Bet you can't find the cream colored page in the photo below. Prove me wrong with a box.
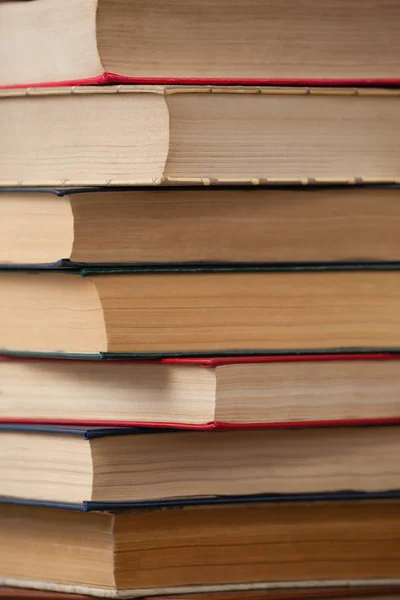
[71,187,400,263]
[96,271,400,353]
[215,361,400,424]
[91,427,400,500]
[0,0,102,86]
[0,92,169,184]
[0,361,217,424]
[0,433,92,503]
[165,92,400,180]
[0,193,73,264]
[0,273,106,353]
[97,0,400,79]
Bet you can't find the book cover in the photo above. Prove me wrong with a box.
[3,72,400,91]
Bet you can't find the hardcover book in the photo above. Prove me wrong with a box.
[2,354,400,429]
[1,499,400,596]
[1,424,400,505]
[1,87,400,187]
[1,185,400,266]
[2,266,400,355]
[1,0,400,88]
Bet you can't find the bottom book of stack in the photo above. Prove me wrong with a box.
[1,496,400,597]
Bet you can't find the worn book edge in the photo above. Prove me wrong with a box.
[1,416,400,431]
[2,349,400,360]
[3,262,400,273]
[2,579,400,599]
[2,490,400,512]
[2,72,400,90]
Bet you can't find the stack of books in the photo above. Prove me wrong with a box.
[1,1,400,599]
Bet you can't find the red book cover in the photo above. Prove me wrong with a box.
[2,73,400,91]
[2,352,400,430]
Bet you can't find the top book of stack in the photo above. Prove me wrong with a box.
[1,0,400,89]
